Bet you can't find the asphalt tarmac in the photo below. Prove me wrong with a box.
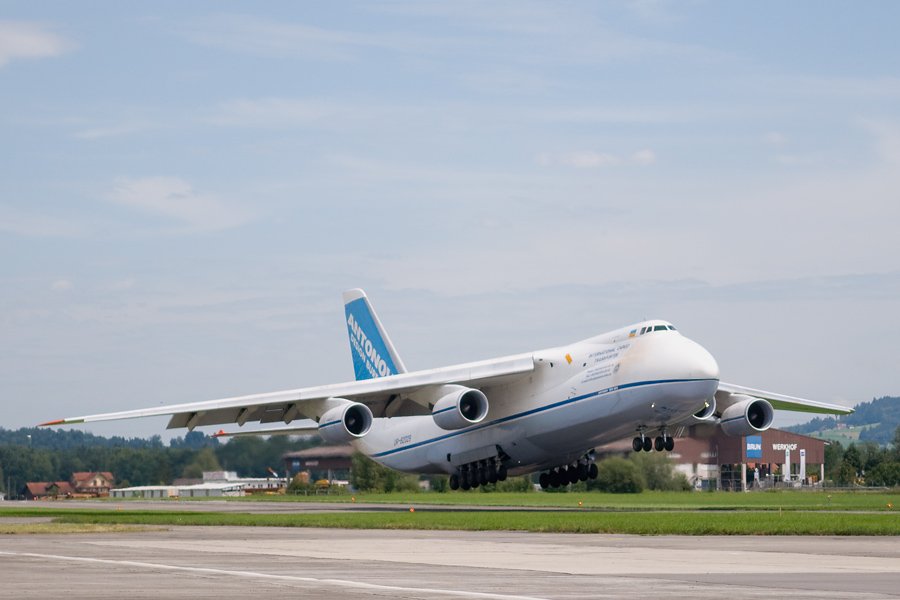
[2,514,899,599]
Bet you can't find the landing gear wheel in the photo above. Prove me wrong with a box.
[476,466,488,486]
[632,437,643,452]
[497,465,508,481]
[664,437,675,452]
[466,469,477,488]
[568,466,580,484]
[588,463,599,479]
[539,472,550,490]
[654,436,664,452]
[449,474,460,491]
[460,475,470,491]
[487,464,498,484]
[549,470,560,488]
[643,437,653,452]
[577,463,589,481]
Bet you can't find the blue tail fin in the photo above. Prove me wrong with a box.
[343,289,407,380]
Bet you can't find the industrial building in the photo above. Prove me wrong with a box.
[283,446,353,483]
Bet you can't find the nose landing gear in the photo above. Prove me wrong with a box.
[633,430,675,452]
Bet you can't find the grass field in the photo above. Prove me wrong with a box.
[1,507,898,536]
[2,489,899,536]
[124,489,900,511]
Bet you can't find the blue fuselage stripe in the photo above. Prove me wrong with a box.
[370,377,716,458]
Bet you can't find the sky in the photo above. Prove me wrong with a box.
[1,1,899,440]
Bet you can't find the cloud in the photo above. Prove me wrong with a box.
[106,177,254,232]
[0,21,74,67]
[51,279,73,291]
[763,132,787,145]
[536,150,656,168]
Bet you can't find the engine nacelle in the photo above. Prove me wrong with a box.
[719,396,774,437]
[432,386,489,430]
[688,396,717,424]
[318,401,373,444]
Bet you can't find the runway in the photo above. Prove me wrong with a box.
[2,523,899,599]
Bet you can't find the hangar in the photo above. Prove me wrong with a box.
[595,425,827,491]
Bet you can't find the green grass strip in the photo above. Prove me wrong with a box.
[9,509,899,536]
[170,489,900,511]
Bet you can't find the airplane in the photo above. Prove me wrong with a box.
[41,288,852,491]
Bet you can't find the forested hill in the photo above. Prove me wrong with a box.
[0,427,215,450]
[784,396,900,445]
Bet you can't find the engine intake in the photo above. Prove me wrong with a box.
[719,396,774,437]
[318,401,373,444]
[432,386,489,430]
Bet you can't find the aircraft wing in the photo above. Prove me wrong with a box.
[39,353,535,431]
[716,382,854,415]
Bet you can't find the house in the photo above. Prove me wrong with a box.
[22,481,75,500]
[22,471,116,500]
[71,472,116,495]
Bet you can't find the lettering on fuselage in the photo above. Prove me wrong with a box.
[394,435,412,447]
[347,313,392,378]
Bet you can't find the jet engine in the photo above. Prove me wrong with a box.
[318,401,373,444]
[688,396,717,424]
[719,395,774,437]
[431,386,489,430]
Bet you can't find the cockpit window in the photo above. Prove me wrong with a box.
[640,324,676,335]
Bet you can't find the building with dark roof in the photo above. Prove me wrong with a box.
[283,446,353,483]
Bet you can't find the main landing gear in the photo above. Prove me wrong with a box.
[448,459,508,491]
[632,431,674,453]
[538,454,598,490]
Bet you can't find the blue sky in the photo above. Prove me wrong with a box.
[2,2,898,439]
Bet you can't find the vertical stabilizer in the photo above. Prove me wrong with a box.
[343,289,407,380]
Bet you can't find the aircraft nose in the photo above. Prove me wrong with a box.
[683,338,719,382]
[644,334,719,384]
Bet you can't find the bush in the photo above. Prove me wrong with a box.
[587,457,645,493]
[630,451,692,491]
[350,452,420,493]
[478,475,535,493]
[428,475,450,493]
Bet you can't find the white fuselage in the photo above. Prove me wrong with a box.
[353,321,720,476]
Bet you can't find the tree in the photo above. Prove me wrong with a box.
[630,451,691,491]
[866,461,900,487]
[181,447,222,479]
[587,457,645,493]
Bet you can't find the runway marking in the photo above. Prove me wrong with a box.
[0,551,549,600]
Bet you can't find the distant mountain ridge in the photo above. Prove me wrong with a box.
[784,396,900,445]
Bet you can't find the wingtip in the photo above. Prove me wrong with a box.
[38,419,67,427]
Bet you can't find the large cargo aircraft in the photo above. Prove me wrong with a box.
[42,289,851,490]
